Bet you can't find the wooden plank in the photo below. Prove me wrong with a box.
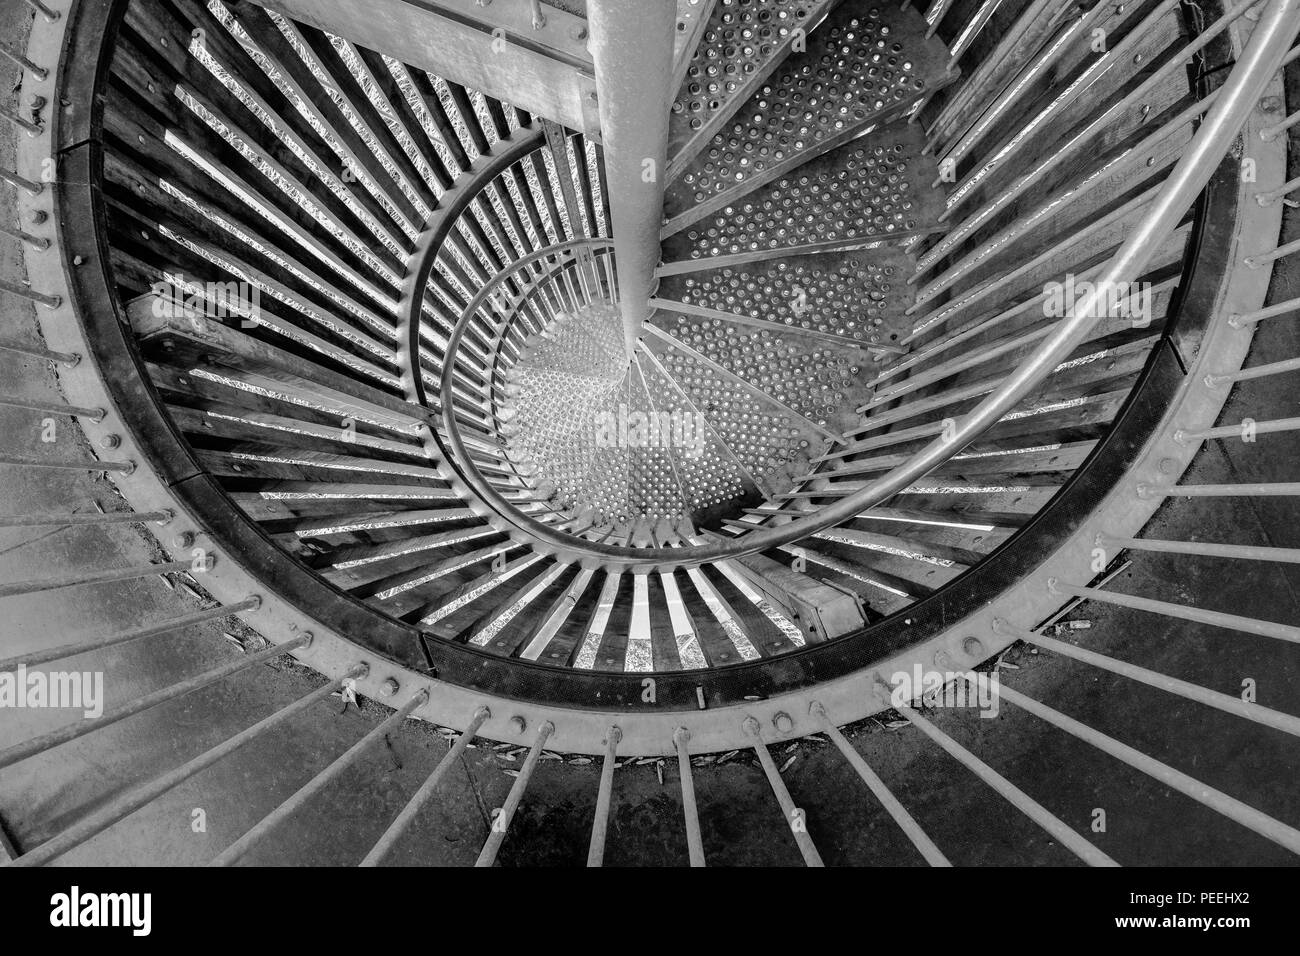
[194,447,446,482]
[230,1,426,230]
[292,22,439,212]
[128,293,423,426]
[134,0,410,262]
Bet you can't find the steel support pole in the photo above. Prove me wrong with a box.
[210,688,430,866]
[475,720,554,866]
[5,666,367,868]
[812,702,951,866]
[360,705,491,866]
[0,599,260,672]
[889,695,1119,867]
[0,633,312,771]
[587,725,621,866]
[673,726,705,866]
[586,0,676,361]
[744,718,824,866]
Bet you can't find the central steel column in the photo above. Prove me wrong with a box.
[586,0,677,361]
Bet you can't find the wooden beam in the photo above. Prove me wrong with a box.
[248,0,600,137]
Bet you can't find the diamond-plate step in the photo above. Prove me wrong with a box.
[497,303,762,532]
[662,0,953,236]
[661,115,945,260]
[648,309,875,434]
[667,0,843,182]
[654,245,917,352]
[640,328,835,492]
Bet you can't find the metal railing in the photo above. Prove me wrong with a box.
[3,0,1299,869]
[429,0,1300,571]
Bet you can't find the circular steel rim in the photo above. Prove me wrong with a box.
[28,0,1279,752]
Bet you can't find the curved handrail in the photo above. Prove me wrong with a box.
[433,0,1300,571]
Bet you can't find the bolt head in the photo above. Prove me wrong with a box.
[509,715,526,735]
[773,712,794,733]
[380,678,399,697]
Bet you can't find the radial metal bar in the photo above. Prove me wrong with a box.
[1256,172,1300,203]
[0,453,134,472]
[360,705,491,866]
[586,0,677,359]
[211,689,431,866]
[995,621,1300,738]
[744,718,824,867]
[0,510,170,529]
[5,666,366,868]
[0,42,47,79]
[23,0,60,21]
[0,339,78,365]
[1246,234,1300,267]
[1054,581,1300,643]
[1207,355,1300,384]
[1261,106,1300,140]
[1098,533,1300,564]
[1177,416,1300,441]
[0,106,42,137]
[0,221,49,248]
[0,559,198,598]
[0,633,312,771]
[475,720,555,866]
[1141,482,1300,497]
[587,725,621,867]
[812,702,951,865]
[1230,293,1300,324]
[0,166,43,195]
[0,395,102,420]
[0,598,261,672]
[889,693,1118,865]
[981,677,1300,856]
[673,726,705,866]
[0,277,58,307]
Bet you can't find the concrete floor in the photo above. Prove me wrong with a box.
[1,3,1298,866]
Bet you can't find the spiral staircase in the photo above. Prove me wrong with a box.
[2,0,1299,866]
